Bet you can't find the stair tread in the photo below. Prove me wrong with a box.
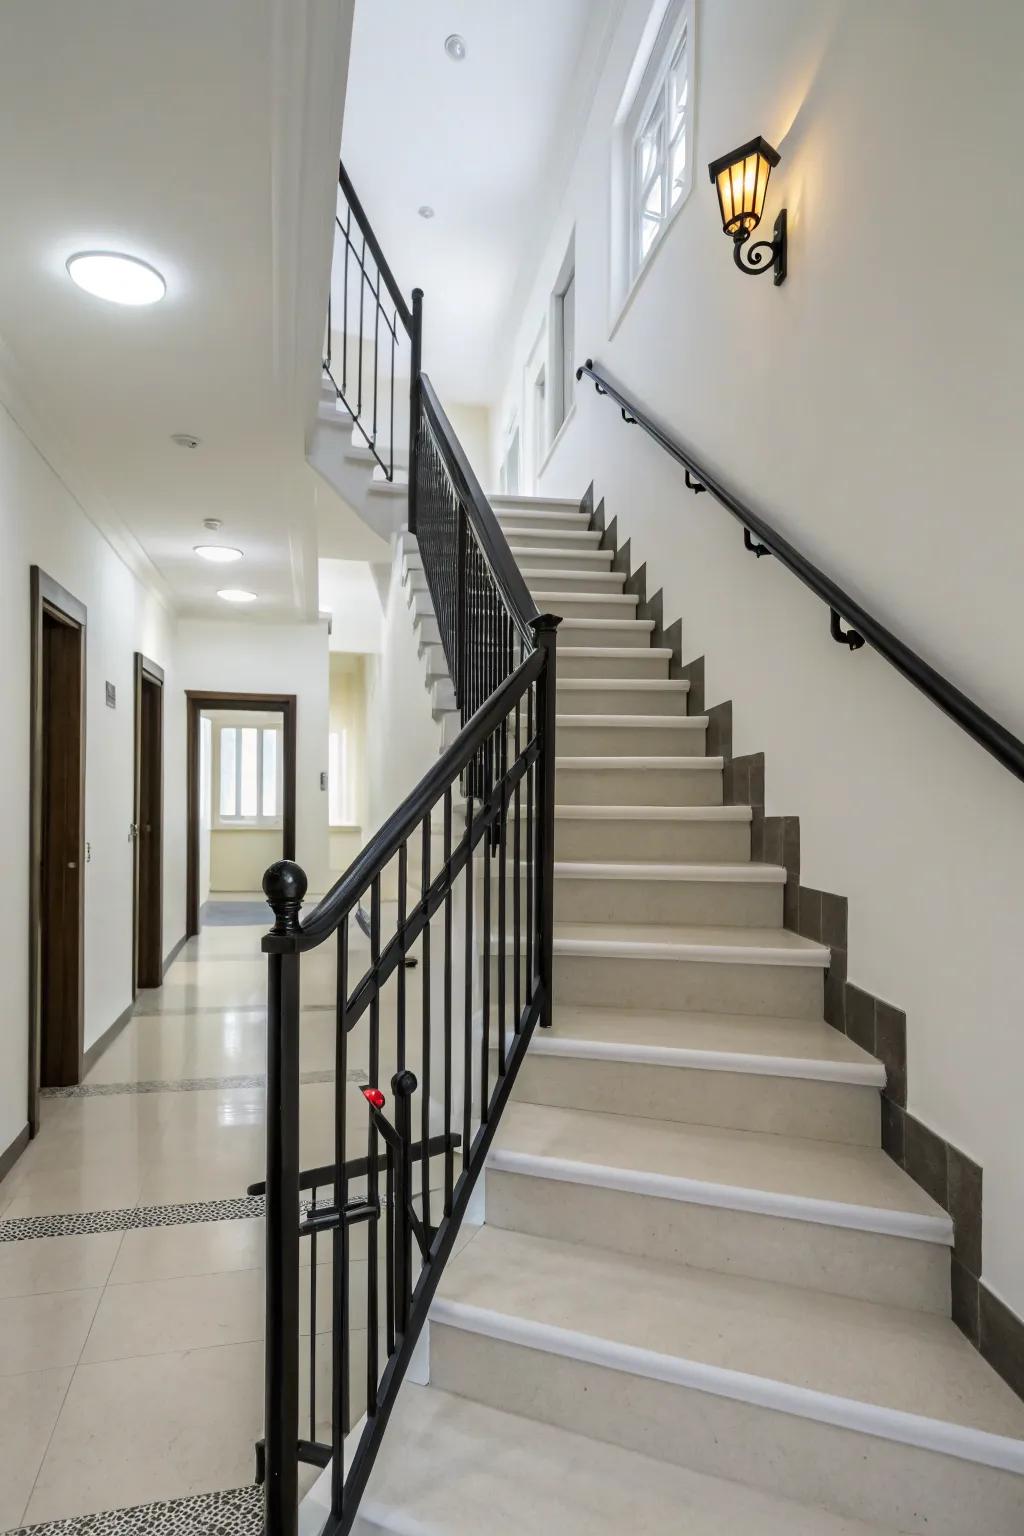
[437,1226,1024,1447]
[551,859,785,882]
[556,802,747,817]
[361,1383,904,1536]
[557,712,706,726]
[491,1100,949,1226]
[558,645,674,657]
[556,754,723,769]
[558,677,690,690]
[549,921,829,965]
[546,1004,885,1077]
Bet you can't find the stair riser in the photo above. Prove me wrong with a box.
[417,616,441,645]
[484,1169,951,1314]
[550,953,823,1018]
[496,512,588,532]
[556,623,652,649]
[557,722,706,757]
[512,551,615,574]
[557,652,671,680]
[553,875,782,928]
[556,766,723,806]
[428,1326,1017,1536]
[505,530,603,550]
[555,819,749,862]
[526,573,626,596]
[557,688,689,717]
[502,1053,879,1145]
[544,596,639,621]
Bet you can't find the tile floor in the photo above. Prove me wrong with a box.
[0,916,368,1532]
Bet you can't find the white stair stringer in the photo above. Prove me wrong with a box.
[307,376,410,544]
[352,486,1024,1536]
[393,527,459,742]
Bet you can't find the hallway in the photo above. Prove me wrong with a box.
[0,915,355,1532]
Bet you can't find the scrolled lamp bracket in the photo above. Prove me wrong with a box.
[733,210,787,284]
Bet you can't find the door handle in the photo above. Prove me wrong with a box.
[67,861,77,870]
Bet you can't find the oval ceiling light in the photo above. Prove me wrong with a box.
[418,205,435,220]
[194,545,243,564]
[217,587,258,604]
[66,251,166,306]
[444,33,467,61]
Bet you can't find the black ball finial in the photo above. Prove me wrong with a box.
[263,859,308,935]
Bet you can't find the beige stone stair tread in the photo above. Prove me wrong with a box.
[437,1226,1024,1443]
[550,921,830,964]
[546,1004,885,1073]
[358,1383,903,1536]
[491,1100,949,1221]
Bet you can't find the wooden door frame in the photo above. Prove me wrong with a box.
[29,567,87,1135]
[133,654,165,995]
[185,691,297,937]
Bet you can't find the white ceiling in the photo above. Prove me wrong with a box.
[0,0,357,618]
[341,0,615,405]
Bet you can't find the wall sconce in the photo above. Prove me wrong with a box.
[708,136,787,285]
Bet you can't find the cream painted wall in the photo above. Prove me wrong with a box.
[209,829,283,892]
[0,389,184,1162]
[329,651,368,839]
[491,0,1024,1314]
[174,619,331,897]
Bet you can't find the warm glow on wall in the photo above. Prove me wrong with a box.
[707,136,788,285]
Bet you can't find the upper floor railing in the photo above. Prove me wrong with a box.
[577,358,1024,785]
[257,165,558,1536]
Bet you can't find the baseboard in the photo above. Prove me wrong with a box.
[162,931,188,976]
[82,999,136,1075]
[0,1122,30,1185]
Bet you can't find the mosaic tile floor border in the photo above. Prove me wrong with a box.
[17,1484,262,1535]
[0,1195,273,1243]
[41,1068,365,1099]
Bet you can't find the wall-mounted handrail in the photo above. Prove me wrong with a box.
[577,359,1024,784]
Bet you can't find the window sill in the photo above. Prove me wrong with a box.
[537,401,577,479]
[330,823,362,833]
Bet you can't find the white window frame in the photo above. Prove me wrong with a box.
[214,722,283,829]
[499,415,521,495]
[550,234,576,443]
[328,727,357,828]
[610,0,696,329]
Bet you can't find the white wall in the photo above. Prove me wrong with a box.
[174,619,331,897]
[491,0,1024,1315]
[319,558,383,653]
[198,714,212,906]
[0,390,184,1162]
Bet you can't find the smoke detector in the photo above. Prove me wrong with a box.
[203,517,222,531]
[171,432,200,450]
[444,34,467,61]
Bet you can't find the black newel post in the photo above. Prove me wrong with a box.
[261,860,307,1536]
[529,615,561,1028]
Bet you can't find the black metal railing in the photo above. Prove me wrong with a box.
[324,163,423,517]
[577,358,1024,785]
[260,166,559,1534]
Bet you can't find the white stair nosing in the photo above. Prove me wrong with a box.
[558,618,655,631]
[550,935,829,968]
[555,804,751,821]
[527,1034,886,1087]
[485,1149,954,1246]
[551,860,785,884]
[510,546,612,560]
[526,569,625,583]
[491,495,584,509]
[557,713,708,728]
[556,755,723,771]
[559,646,675,659]
[544,592,638,605]
[557,679,690,693]
[430,1300,1020,1475]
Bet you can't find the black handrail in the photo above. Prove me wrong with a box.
[578,359,1024,784]
[418,374,539,641]
[337,162,413,334]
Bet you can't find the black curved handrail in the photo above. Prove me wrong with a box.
[337,162,413,335]
[577,359,1024,784]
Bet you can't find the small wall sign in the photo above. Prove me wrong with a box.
[105,682,116,709]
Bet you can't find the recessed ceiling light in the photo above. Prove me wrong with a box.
[444,33,467,61]
[172,432,200,449]
[66,251,166,306]
[418,205,435,220]
[195,545,243,564]
[217,588,258,604]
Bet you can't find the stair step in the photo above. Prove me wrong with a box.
[506,1003,881,1144]
[556,678,690,716]
[557,645,673,679]
[356,1383,905,1536]
[504,525,603,547]
[541,590,639,620]
[548,858,784,927]
[556,712,707,756]
[496,509,590,532]
[525,568,626,591]
[484,1099,951,1311]
[431,1227,1024,1536]
[556,616,655,647]
[556,754,724,805]
[511,546,613,573]
[555,803,747,860]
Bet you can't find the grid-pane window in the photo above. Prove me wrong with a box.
[216,724,282,825]
[629,5,692,282]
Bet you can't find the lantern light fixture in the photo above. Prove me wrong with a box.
[707,136,787,285]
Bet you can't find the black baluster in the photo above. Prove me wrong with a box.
[420,815,431,1243]
[462,798,474,1171]
[366,876,381,1415]
[331,915,349,1518]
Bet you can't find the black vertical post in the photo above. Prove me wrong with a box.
[407,288,424,535]
[529,616,561,1028]
[261,860,307,1536]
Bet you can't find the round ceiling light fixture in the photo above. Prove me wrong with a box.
[444,33,467,61]
[195,545,243,564]
[217,587,258,604]
[66,251,166,306]
[418,205,436,220]
[171,432,200,449]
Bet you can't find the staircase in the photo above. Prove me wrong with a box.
[350,493,1024,1536]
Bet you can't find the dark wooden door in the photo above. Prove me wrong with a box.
[39,607,85,1087]
[134,659,164,990]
